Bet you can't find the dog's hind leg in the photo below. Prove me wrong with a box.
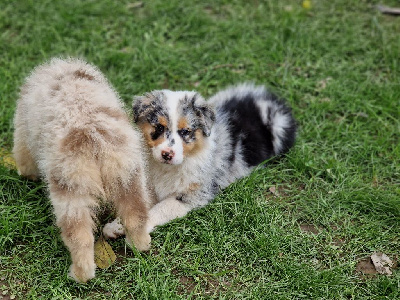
[112,169,151,251]
[50,184,98,283]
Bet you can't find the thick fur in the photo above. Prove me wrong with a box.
[103,83,296,236]
[13,58,152,283]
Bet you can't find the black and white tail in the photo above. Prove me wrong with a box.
[209,83,297,167]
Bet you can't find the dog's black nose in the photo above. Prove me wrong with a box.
[162,150,174,161]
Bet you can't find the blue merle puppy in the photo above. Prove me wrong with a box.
[103,83,296,236]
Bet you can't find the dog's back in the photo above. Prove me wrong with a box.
[14,58,144,196]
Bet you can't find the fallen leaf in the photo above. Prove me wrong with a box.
[94,235,116,269]
[300,224,319,235]
[355,112,368,118]
[316,77,332,91]
[371,252,393,275]
[127,2,144,9]
[0,148,17,170]
[269,186,281,196]
[356,258,377,275]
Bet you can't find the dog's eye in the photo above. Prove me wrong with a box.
[155,124,165,134]
[151,124,165,140]
[178,129,191,137]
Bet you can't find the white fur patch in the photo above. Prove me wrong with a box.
[270,112,290,153]
[256,100,290,154]
[103,217,125,239]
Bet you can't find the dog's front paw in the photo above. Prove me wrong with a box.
[103,218,125,239]
[126,232,151,252]
[68,261,96,283]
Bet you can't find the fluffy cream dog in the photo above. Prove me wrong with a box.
[13,58,152,283]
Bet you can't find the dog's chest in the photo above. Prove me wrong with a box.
[149,160,206,201]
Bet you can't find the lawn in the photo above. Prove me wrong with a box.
[0,0,399,299]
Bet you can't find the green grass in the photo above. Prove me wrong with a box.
[1,0,399,298]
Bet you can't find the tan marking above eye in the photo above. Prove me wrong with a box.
[158,116,168,127]
[182,129,205,156]
[178,117,193,138]
[138,122,166,148]
[178,117,189,130]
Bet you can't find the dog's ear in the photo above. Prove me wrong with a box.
[191,95,216,137]
[132,92,158,123]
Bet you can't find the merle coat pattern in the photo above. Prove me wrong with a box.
[103,83,296,235]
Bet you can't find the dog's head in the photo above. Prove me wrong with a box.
[133,90,215,165]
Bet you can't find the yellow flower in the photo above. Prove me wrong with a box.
[302,0,311,9]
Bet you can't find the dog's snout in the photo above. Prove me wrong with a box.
[162,149,174,161]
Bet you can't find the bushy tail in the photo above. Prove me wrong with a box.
[260,91,297,156]
[209,83,297,167]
